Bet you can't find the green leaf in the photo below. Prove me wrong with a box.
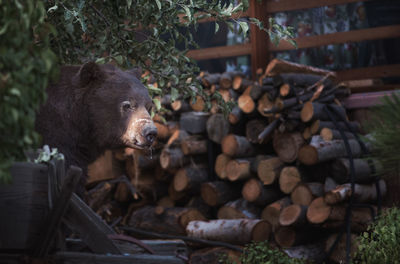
[155,0,161,10]
[238,21,249,35]
[127,0,132,9]
[183,5,191,21]
[171,88,179,101]
[153,98,161,111]
[215,22,219,33]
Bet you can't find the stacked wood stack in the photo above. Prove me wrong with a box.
[85,59,385,263]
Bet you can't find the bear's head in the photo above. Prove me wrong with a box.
[73,62,157,152]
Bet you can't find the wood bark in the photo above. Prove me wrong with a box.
[291,182,324,206]
[160,148,189,170]
[185,196,213,219]
[219,72,233,89]
[257,119,280,144]
[330,158,381,184]
[200,181,241,207]
[242,178,282,206]
[265,58,335,77]
[273,132,305,163]
[179,112,209,134]
[221,134,255,158]
[180,136,207,155]
[324,179,386,205]
[246,119,268,144]
[279,204,308,227]
[301,102,347,123]
[261,197,291,230]
[320,128,355,141]
[214,153,231,180]
[186,219,272,244]
[249,84,274,100]
[228,106,242,125]
[274,226,318,248]
[257,92,275,117]
[273,73,333,88]
[128,206,206,236]
[279,167,302,194]
[173,167,209,193]
[238,93,256,114]
[202,73,221,88]
[206,113,231,144]
[310,120,360,134]
[225,158,254,182]
[217,199,261,219]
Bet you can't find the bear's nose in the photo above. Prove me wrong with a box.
[143,126,157,144]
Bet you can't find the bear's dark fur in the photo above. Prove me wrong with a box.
[35,62,157,178]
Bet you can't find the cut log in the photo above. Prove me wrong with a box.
[181,136,207,155]
[185,196,213,219]
[330,158,381,184]
[310,120,360,134]
[279,204,308,227]
[190,247,241,264]
[154,122,170,140]
[232,76,253,92]
[219,72,233,89]
[279,167,302,194]
[238,93,256,114]
[279,119,301,133]
[324,177,339,193]
[217,198,261,219]
[273,132,305,163]
[225,158,254,182]
[257,93,275,117]
[214,153,231,180]
[320,128,355,141]
[306,197,347,224]
[168,182,188,202]
[257,119,280,144]
[291,182,324,206]
[179,112,209,134]
[167,130,189,147]
[298,138,363,165]
[228,106,242,125]
[129,206,206,235]
[173,167,209,193]
[265,58,335,77]
[202,73,221,88]
[200,181,241,207]
[186,219,271,244]
[325,233,358,264]
[302,127,312,140]
[219,89,238,102]
[301,102,347,123]
[157,196,175,208]
[274,227,317,248]
[257,157,284,185]
[160,148,189,170]
[249,84,274,100]
[273,73,333,88]
[246,119,268,144]
[242,178,282,206]
[221,134,255,158]
[324,179,386,205]
[261,197,291,230]
[206,113,231,144]
[250,155,272,174]
[171,99,191,113]
[190,95,206,112]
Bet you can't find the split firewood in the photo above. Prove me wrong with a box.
[325,233,358,264]
[242,178,282,206]
[200,181,241,207]
[221,134,255,158]
[246,119,268,144]
[217,198,261,219]
[320,128,355,141]
[330,158,381,184]
[186,219,272,245]
[181,135,207,155]
[324,179,386,205]
[206,113,231,144]
[291,182,324,206]
[273,132,305,163]
[300,102,347,123]
[265,58,335,77]
[279,204,308,227]
[160,147,189,170]
[128,206,206,235]
[228,106,243,125]
[279,167,303,194]
[179,111,209,134]
[256,156,284,186]
[261,197,291,230]
[173,166,209,193]
[214,153,231,180]
[298,137,363,165]
[225,158,254,181]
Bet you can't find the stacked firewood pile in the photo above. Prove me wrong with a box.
[86,59,386,263]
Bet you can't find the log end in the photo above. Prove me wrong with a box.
[279,204,302,226]
[252,220,272,242]
[306,197,331,224]
[274,227,296,248]
[291,184,313,206]
[298,145,318,165]
[242,178,261,202]
[300,101,314,122]
[174,168,188,192]
[201,183,218,207]
[221,134,238,157]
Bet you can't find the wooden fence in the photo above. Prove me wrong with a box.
[186,0,400,90]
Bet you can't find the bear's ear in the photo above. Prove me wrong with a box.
[75,61,104,87]
[126,67,142,80]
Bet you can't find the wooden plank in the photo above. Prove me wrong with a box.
[349,84,400,93]
[269,25,400,51]
[343,91,400,109]
[53,252,185,264]
[336,64,400,81]
[186,43,251,61]
[266,0,371,13]
[250,0,270,78]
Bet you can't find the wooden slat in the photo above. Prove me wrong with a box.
[266,0,371,13]
[269,25,400,52]
[250,0,270,78]
[186,43,251,60]
[336,64,400,81]
[343,91,400,109]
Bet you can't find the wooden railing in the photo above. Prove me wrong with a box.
[186,0,400,88]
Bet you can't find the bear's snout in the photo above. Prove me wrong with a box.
[142,124,157,144]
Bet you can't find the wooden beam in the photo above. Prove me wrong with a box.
[336,64,400,81]
[269,25,400,52]
[266,0,372,13]
[343,91,400,109]
[250,0,270,78]
[186,43,251,61]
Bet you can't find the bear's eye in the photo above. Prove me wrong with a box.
[121,101,133,112]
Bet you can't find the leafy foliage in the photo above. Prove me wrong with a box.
[0,0,57,182]
[364,92,400,177]
[221,241,306,264]
[353,207,400,264]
